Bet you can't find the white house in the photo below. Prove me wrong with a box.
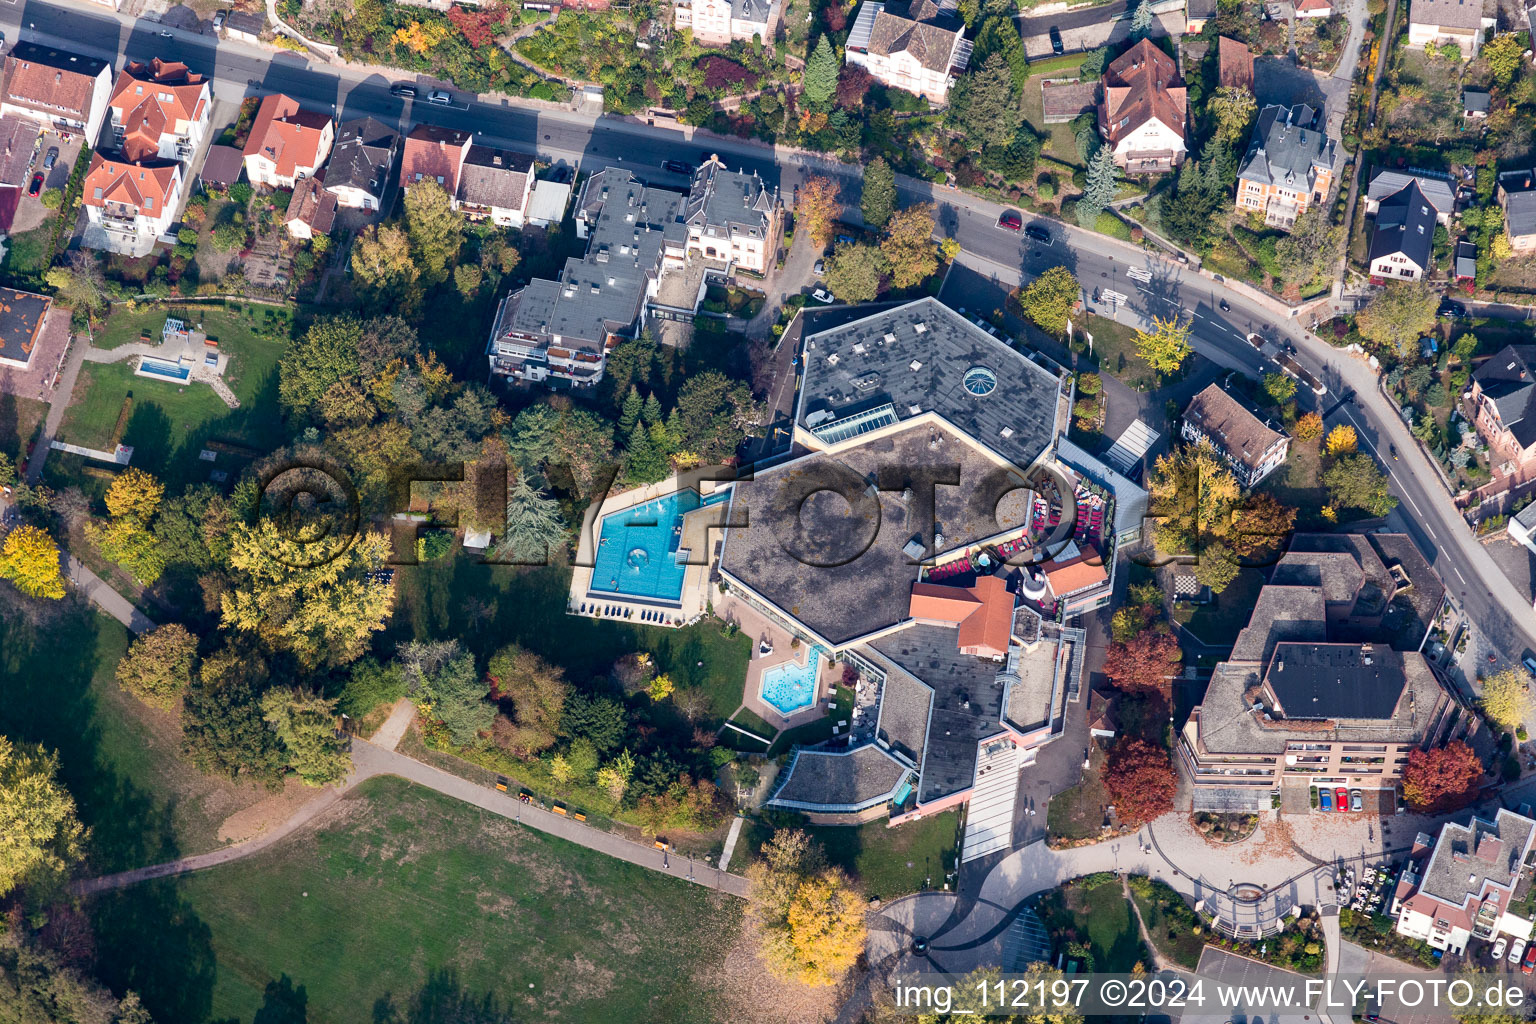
[108,58,212,165]
[845,2,971,103]
[1098,39,1187,174]
[1407,0,1493,55]
[1368,179,1437,282]
[455,145,535,228]
[0,43,113,141]
[323,117,397,211]
[674,0,779,45]
[242,93,334,190]
[1393,809,1536,955]
[80,154,182,257]
[683,155,782,275]
[1180,383,1290,487]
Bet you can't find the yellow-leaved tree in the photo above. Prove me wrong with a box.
[1481,669,1533,733]
[1133,315,1192,375]
[1324,424,1358,455]
[0,736,85,899]
[0,524,64,599]
[746,828,866,987]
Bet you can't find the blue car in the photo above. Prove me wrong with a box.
[1319,788,1333,812]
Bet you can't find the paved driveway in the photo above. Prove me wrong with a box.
[1017,3,1186,59]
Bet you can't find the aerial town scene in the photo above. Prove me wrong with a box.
[9,0,1536,1020]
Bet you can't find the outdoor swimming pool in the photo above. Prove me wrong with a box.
[136,356,190,382]
[759,650,820,715]
[589,488,728,603]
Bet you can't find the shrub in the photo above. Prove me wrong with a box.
[39,189,61,210]
[228,181,253,206]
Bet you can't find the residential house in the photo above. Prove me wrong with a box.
[285,175,336,240]
[1186,0,1216,32]
[108,58,211,164]
[1235,103,1337,228]
[1365,168,1454,222]
[222,11,265,44]
[0,288,51,369]
[1392,809,1536,954]
[485,168,687,387]
[1407,0,1492,55]
[1180,382,1290,487]
[682,155,782,275]
[1295,0,1333,15]
[1468,344,1536,473]
[525,179,573,228]
[242,94,333,189]
[323,117,396,211]
[198,144,244,189]
[1498,170,1536,252]
[400,123,471,196]
[1098,39,1188,174]
[673,0,780,45]
[1218,36,1254,90]
[1180,533,1453,810]
[845,1,972,104]
[456,145,535,228]
[1508,500,1536,558]
[80,155,182,257]
[1368,179,1437,282]
[0,43,113,140]
[1464,88,1491,118]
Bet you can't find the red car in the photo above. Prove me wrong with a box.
[1522,945,1536,975]
[997,210,1022,231]
[27,172,42,197]
[1334,787,1349,812]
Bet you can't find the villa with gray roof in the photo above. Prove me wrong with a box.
[1469,344,1536,473]
[1181,532,1451,810]
[1365,169,1454,223]
[1235,104,1337,229]
[683,155,781,275]
[845,1,972,103]
[1393,808,1536,954]
[673,0,779,44]
[1369,178,1437,281]
[1498,169,1536,253]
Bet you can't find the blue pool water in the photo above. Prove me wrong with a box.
[138,357,190,381]
[589,489,728,602]
[759,650,820,715]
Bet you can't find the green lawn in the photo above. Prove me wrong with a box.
[744,809,959,901]
[1047,744,1108,842]
[0,390,46,458]
[90,775,742,1024]
[1078,314,1164,390]
[1259,438,1329,528]
[1021,73,1087,173]
[1172,567,1264,646]
[1127,875,1205,969]
[56,305,290,488]
[1035,873,1149,972]
[0,217,55,282]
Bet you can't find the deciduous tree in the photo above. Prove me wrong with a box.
[746,829,865,987]
[1262,372,1296,405]
[0,525,64,599]
[116,623,199,710]
[0,736,84,898]
[1134,315,1192,375]
[1355,282,1439,359]
[1102,738,1176,826]
[1481,669,1533,733]
[1207,85,1257,145]
[1232,491,1297,560]
[403,180,463,286]
[861,157,896,229]
[351,224,422,317]
[798,175,843,248]
[1402,741,1484,812]
[1324,424,1357,455]
[403,641,494,747]
[1322,453,1397,517]
[260,688,351,787]
[825,240,883,302]
[487,643,568,756]
[1102,631,1181,694]
[1294,411,1323,441]
[1483,32,1524,87]
[1275,207,1340,286]
[1020,266,1080,336]
[181,643,287,787]
[881,203,938,289]
[279,316,363,417]
[1147,441,1240,559]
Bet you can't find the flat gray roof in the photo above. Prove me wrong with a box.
[766,745,909,812]
[797,297,1063,472]
[1421,809,1536,907]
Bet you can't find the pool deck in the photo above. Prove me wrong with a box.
[567,474,729,627]
[719,594,831,731]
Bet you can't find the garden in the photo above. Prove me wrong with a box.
[742,809,960,901]
[1034,872,1151,972]
[1339,907,1440,968]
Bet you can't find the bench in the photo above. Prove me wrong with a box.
[653,839,670,851]
[552,805,568,816]
[573,812,587,822]
[494,775,509,792]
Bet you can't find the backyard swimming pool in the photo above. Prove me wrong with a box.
[589,488,728,603]
[759,650,820,715]
[135,356,190,381]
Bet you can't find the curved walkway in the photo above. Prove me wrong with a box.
[72,705,750,899]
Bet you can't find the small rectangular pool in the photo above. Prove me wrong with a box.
[589,488,728,603]
[136,356,190,382]
[760,650,820,716]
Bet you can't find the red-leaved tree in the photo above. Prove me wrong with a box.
[1102,631,1181,695]
[1401,741,1485,812]
[823,3,847,31]
[1103,738,1177,826]
[836,64,874,109]
[447,3,505,48]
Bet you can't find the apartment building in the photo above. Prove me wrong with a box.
[1180,382,1290,487]
[242,93,333,189]
[0,43,112,140]
[108,59,210,164]
[80,156,183,258]
[1235,104,1337,229]
[1392,809,1536,954]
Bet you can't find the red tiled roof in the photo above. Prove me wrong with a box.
[110,59,208,164]
[242,93,331,180]
[1100,38,1187,147]
[287,175,336,235]
[401,124,472,196]
[909,575,1015,657]
[82,151,177,216]
[1295,0,1332,12]
[1044,549,1109,598]
[1218,36,1254,90]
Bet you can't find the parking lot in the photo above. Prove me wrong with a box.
[11,128,84,236]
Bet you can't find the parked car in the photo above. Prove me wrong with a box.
[1511,939,1527,965]
[813,259,825,276]
[1319,788,1333,811]
[42,147,57,171]
[1334,787,1349,812]
[390,83,418,98]
[997,210,1022,231]
[1350,789,1362,812]
[1049,25,1064,55]
[812,287,835,304]
[212,11,226,30]
[159,28,174,38]
[1495,937,1509,961]
[426,89,453,106]
[1024,224,1052,244]
[662,159,692,175]
[27,173,42,198]
[1438,299,1468,319]
[1521,945,1535,975]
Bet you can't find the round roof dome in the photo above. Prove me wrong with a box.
[963,365,997,397]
